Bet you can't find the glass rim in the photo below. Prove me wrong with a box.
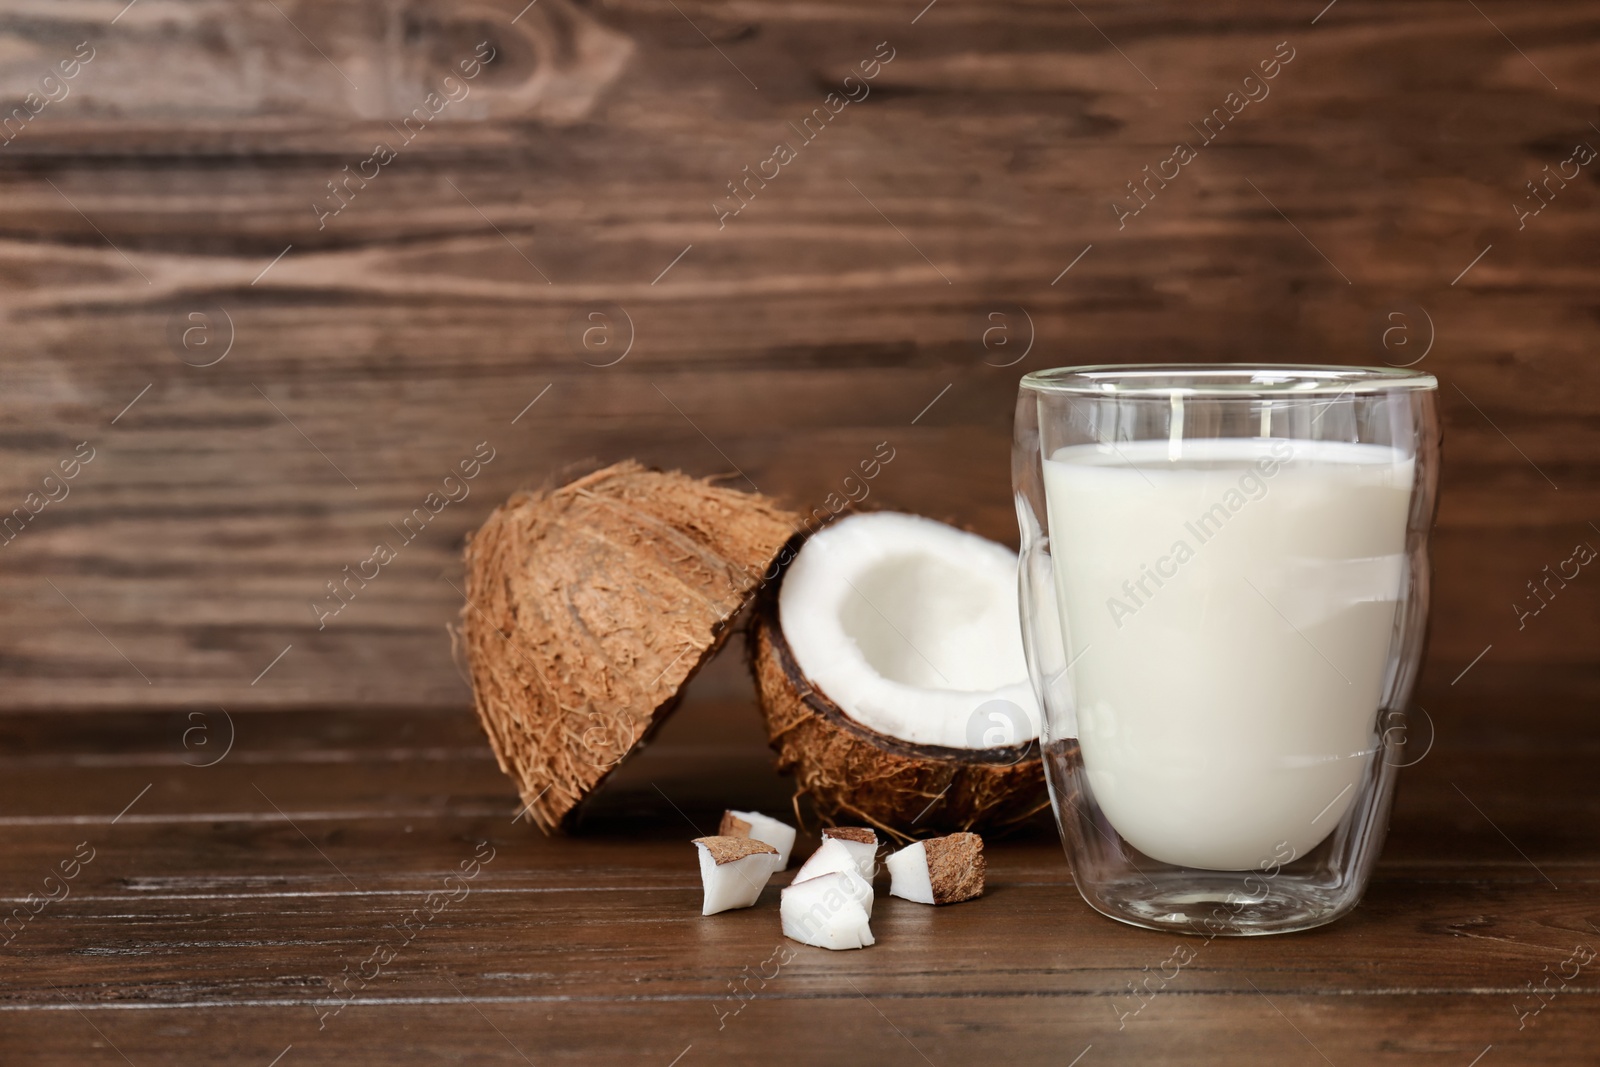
[1019,363,1438,398]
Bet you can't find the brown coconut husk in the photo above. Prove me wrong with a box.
[751,588,1049,840]
[461,460,797,833]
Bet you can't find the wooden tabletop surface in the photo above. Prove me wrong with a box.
[0,657,1593,1065]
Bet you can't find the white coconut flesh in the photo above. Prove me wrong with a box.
[821,828,878,882]
[777,512,1041,749]
[885,841,935,905]
[781,870,875,950]
[794,839,875,904]
[719,809,797,867]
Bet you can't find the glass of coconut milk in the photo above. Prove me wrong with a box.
[1014,365,1438,935]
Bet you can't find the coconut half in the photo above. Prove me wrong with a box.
[753,512,1048,835]
[461,461,797,833]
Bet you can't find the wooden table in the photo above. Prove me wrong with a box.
[1,659,1593,1065]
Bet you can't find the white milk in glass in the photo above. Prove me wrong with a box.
[1042,438,1413,871]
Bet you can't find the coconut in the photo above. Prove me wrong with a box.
[794,837,874,896]
[820,827,879,881]
[719,809,798,867]
[461,461,797,832]
[752,512,1049,836]
[886,832,985,905]
[694,836,782,915]
[781,869,875,950]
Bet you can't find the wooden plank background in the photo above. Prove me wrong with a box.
[0,0,1596,713]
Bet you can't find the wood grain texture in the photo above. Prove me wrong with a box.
[0,666,1596,1063]
[0,0,1595,709]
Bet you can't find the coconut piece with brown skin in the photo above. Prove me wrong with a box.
[694,836,781,915]
[752,515,1049,836]
[461,461,797,833]
[720,810,797,867]
[887,832,985,905]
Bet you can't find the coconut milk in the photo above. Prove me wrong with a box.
[1042,438,1413,870]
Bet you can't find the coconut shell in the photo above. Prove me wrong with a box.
[462,461,797,833]
[751,590,1049,838]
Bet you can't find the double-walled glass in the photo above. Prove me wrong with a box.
[1014,365,1439,935]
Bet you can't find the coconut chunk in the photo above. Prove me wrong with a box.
[787,844,876,921]
[793,839,875,909]
[781,870,875,950]
[787,844,876,908]
[885,842,934,904]
[887,832,985,905]
[719,809,797,867]
[821,827,878,882]
[694,836,780,915]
